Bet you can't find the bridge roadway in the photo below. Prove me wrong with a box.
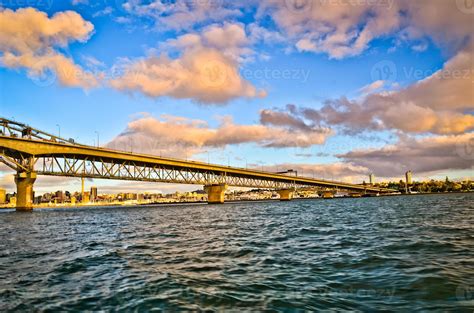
[0,122,394,210]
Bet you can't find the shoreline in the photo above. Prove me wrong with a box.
[0,191,472,210]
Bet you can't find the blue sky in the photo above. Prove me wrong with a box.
[0,0,473,193]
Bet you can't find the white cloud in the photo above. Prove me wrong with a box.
[339,133,474,177]
[121,0,242,31]
[359,80,385,95]
[110,23,266,104]
[261,0,473,59]
[0,7,99,89]
[106,113,333,158]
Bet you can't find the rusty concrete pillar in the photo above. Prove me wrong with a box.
[204,184,228,204]
[277,189,294,201]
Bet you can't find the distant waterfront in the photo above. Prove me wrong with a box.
[1,193,473,311]
[1,190,473,210]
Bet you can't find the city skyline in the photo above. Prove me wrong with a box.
[1,0,473,195]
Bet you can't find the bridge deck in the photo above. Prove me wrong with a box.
[1,136,393,193]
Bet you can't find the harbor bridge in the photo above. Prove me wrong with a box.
[0,118,394,210]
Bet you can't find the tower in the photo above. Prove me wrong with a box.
[405,170,413,193]
[81,177,85,201]
[90,186,98,202]
[369,173,375,185]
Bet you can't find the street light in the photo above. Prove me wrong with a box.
[56,124,60,138]
[242,157,248,169]
[94,131,99,148]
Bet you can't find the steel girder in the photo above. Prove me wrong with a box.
[35,155,302,189]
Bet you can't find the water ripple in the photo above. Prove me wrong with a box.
[1,193,473,311]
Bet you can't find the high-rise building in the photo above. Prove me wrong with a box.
[405,171,413,185]
[405,170,413,194]
[369,173,375,185]
[90,187,98,202]
[55,190,64,203]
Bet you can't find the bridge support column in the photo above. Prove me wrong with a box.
[15,172,37,211]
[204,184,227,204]
[277,189,294,201]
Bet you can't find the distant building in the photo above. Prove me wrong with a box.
[0,188,6,204]
[83,191,90,203]
[369,174,375,185]
[405,170,413,194]
[405,171,413,185]
[55,190,64,203]
[90,187,98,202]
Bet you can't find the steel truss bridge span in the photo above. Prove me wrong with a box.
[2,136,389,191]
[0,118,394,209]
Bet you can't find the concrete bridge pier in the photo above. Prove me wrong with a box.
[205,184,228,204]
[277,188,294,201]
[15,172,37,211]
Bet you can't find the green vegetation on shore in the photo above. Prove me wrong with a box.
[374,178,473,193]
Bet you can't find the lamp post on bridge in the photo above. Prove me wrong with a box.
[243,157,248,169]
[94,131,99,148]
[56,124,60,139]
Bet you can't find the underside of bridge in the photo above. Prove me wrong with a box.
[1,118,395,210]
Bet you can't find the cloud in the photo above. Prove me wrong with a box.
[262,0,402,59]
[121,0,242,31]
[284,40,474,135]
[338,133,474,177]
[166,22,254,63]
[0,7,98,89]
[247,22,286,45]
[260,104,321,131]
[261,0,473,59]
[110,23,266,104]
[0,173,81,194]
[255,162,370,184]
[359,80,385,95]
[72,0,89,5]
[106,113,333,158]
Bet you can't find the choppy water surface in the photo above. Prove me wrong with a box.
[1,194,473,311]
